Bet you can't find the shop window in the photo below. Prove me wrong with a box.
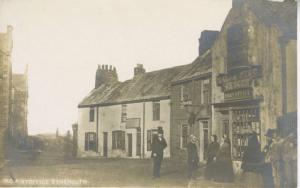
[89,108,95,122]
[232,108,260,160]
[112,130,125,150]
[181,124,189,148]
[153,101,160,121]
[121,104,127,122]
[85,132,97,151]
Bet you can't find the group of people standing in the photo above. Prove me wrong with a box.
[186,130,297,188]
[150,128,297,188]
[203,134,234,182]
[185,133,235,182]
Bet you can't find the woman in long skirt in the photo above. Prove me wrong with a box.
[213,135,234,183]
[241,132,264,188]
[204,135,219,180]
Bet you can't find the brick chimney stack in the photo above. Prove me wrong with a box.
[134,64,146,77]
[198,30,219,56]
[95,64,118,88]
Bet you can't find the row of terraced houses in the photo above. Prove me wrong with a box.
[76,0,297,164]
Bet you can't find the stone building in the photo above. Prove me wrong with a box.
[170,0,297,163]
[77,0,296,163]
[170,30,218,161]
[0,26,13,162]
[211,0,296,162]
[77,64,188,158]
[10,69,29,142]
[0,26,29,162]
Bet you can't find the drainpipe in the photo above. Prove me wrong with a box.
[142,102,146,158]
[96,106,99,153]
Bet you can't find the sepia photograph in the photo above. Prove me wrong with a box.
[0,0,297,187]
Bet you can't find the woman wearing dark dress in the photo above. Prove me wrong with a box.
[187,135,199,179]
[213,135,234,183]
[241,132,264,188]
[204,135,220,180]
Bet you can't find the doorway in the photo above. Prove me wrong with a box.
[127,133,132,157]
[199,121,209,162]
[103,132,108,157]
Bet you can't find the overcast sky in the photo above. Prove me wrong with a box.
[0,0,232,135]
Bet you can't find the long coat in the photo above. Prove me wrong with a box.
[151,136,167,159]
[241,135,264,188]
[187,142,199,165]
[214,142,234,183]
[207,141,220,164]
[204,141,220,180]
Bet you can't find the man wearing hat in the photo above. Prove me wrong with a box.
[261,129,276,188]
[187,135,199,179]
[151,127,167,178]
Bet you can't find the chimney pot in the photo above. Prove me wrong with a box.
[134,64,146,76]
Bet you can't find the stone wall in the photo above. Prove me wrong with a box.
[10,73,28,140]
[170,77,211,160]
[285,40,297,113]
[0,26,13,162]
[210,0,297,153]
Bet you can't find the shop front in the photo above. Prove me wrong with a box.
[214,65,263,161]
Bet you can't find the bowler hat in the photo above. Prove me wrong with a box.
[157,127,164,134]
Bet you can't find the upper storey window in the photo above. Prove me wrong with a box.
[227,23,249,70]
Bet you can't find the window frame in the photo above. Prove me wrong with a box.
[181,124,189,149]
[112,130,125,150]
[89,107,95,122]
[84,132,97,151]
[152,101,160,121]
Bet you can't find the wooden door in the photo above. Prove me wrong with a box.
[127,134,132,157]
[103,132,108,157]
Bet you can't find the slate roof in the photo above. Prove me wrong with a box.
[78,64,193,107]
[172,50,212,84]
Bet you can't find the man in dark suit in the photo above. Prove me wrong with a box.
[151,128,167,178]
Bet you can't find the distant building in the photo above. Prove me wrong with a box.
[10,70,29,141]
[0,26,29,160]
[0,26,13,161]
